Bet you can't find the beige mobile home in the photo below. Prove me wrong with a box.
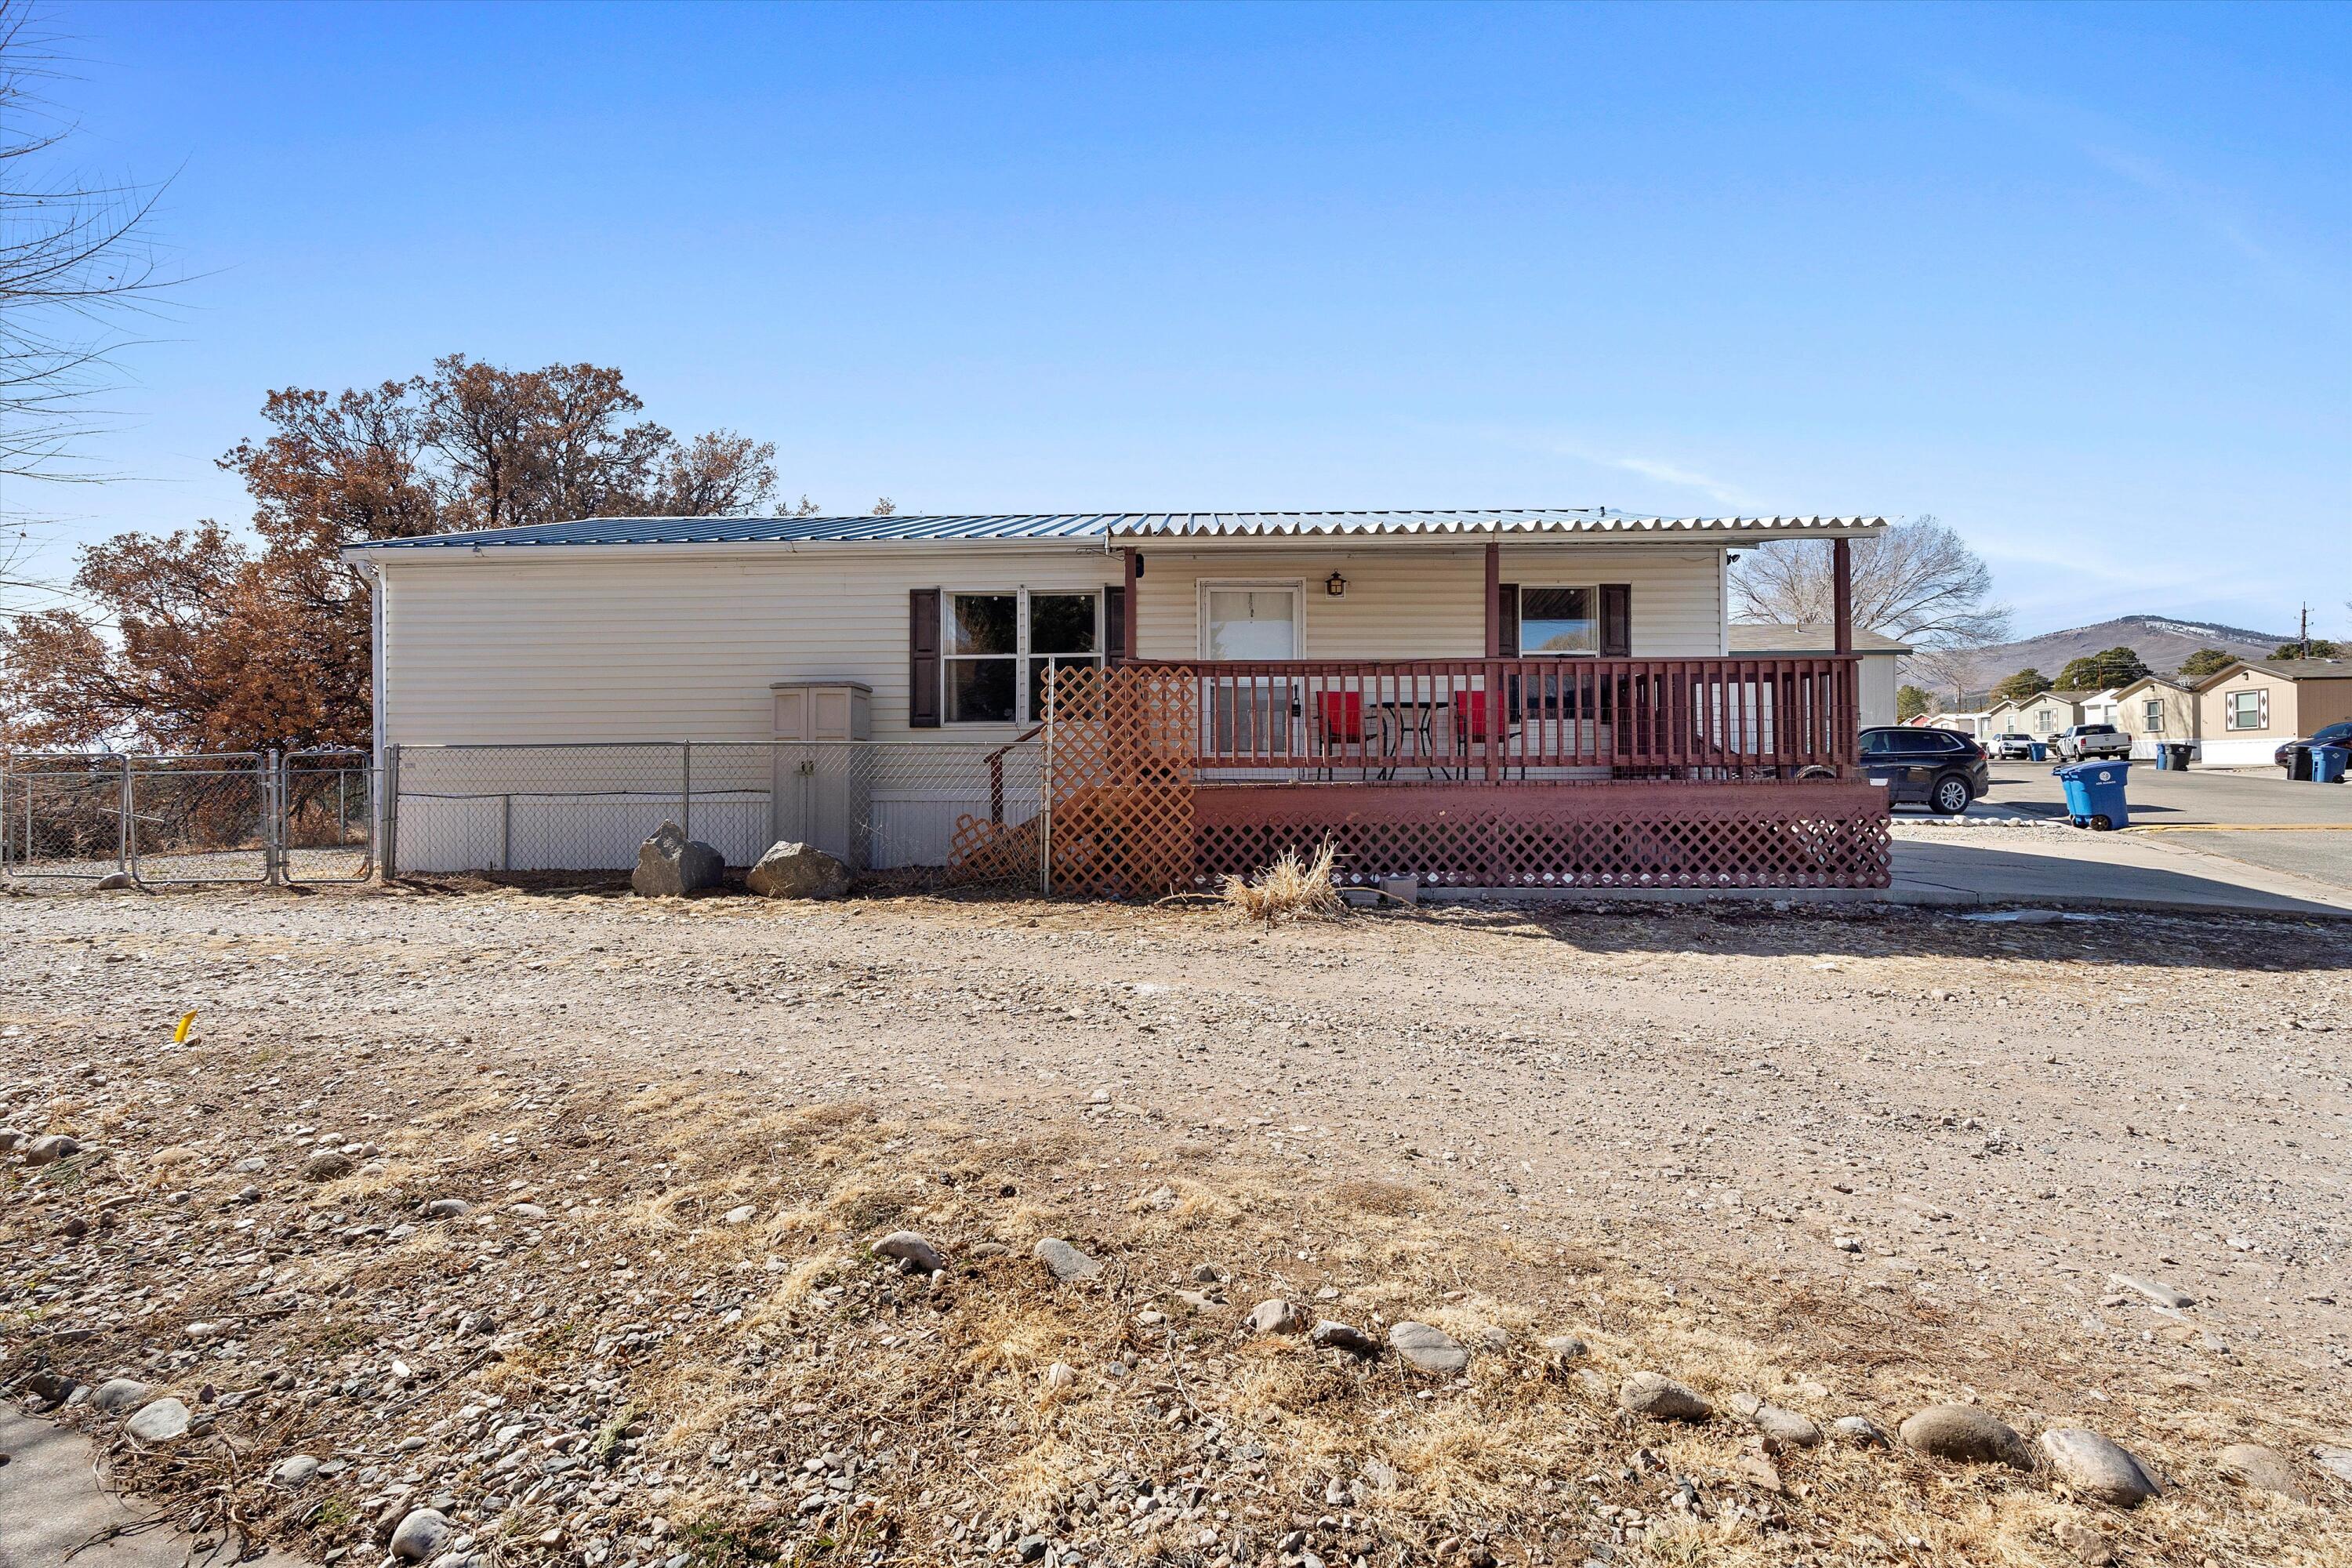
[2108,675,2199,760]
[2193,659,2352,767]
[1727,625,1912,728]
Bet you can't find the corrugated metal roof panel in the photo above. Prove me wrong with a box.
[351,510,1888,553]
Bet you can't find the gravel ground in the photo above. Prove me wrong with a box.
[5,882,2351,1566]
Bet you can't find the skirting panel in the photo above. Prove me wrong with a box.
[1192,781,1891,890]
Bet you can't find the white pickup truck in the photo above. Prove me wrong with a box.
[2051,724,2133,761]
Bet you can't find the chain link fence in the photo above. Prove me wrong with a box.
[2,751,374,887]
[386,740,1044,880]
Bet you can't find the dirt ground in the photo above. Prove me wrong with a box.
[4,881,2350,1568]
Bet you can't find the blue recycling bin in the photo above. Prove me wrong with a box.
[2315,745,2350,784]
[2053,760,2130,829]
[2028,740,2049,761]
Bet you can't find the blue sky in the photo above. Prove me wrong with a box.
[16,1,2350,637]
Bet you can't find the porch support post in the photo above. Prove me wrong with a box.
[1483,542,1501,659]
[1122,547,1140,666]
[1831,537,1853,655]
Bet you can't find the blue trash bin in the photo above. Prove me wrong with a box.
[2315,745,2350,784]
[2053,760,2130,829]
[2028,741,2048,761]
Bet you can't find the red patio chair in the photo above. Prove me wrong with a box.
[1450,688,1519,779]
[1315,691,1374,778]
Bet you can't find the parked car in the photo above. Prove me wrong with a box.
[2051,724,2132,761]
[1988,731,2036,760]
[1859,727,1989,815]
[2275,719,2352,770]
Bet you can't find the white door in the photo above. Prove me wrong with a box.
[1200,584,1302,760]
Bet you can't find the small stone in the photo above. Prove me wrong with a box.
[94,870,136,891]
[874,1231,944,1274]
[2038,1428,2161,1508]
[1246,1299,1305,1336]
[1189,1263,1221,1283]
[1541,1334,1588,1362]
[1733,1453,1784,1494]
[745,840,850,900]
[2310,1444,2352,1486]
[390,1508,453,1563]
[1012,1535,1049,1564]
[2215,1442,2306,1501]
[1033,1237,1101,1282]
[1899,1404,2032,1469]
[89,1377,151,1413]
[2108,1273,2194,1309]
[1308,1320,1382,1358]
[125,1398,191,1444]
[302,1149,355,1182]
[24,1134,82,1166]
[1044,1363,1075,1390]
[721,1204,757,1225]
[1618,1373,1712,1422]
[1830,1415,1891,1448]
[1388,1321,1468,1374]
[423,1198,471,1218]
[273,1454,322,1489]
[509,1203,547,1221]
[2050,1520,2115,1566]
[1726,1393,1822,1448]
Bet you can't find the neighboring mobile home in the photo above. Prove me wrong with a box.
[1726,624,1912,728]
[2192,659,2352,767]
[341,510,1894,887]
[2107,675,2199,760]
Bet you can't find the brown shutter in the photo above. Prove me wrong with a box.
[1599,583,1632,656]
[1104,584,1126,662]
[1497,584,1519,657]
[909,588,942,728]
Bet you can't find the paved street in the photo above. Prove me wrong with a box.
[1975,760,2352,890]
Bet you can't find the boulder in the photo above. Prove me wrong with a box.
[125,1397,191,1445]
[2039,1428,2161,1508]
[89,1377,151,1413]
[1034,1237,1101,1282]
[301,1149,354,1182]
[874,1230,944,1274]
[1726,1392,1822,1448]
[24,1134,82,1166]
[1618,1372,1712,1422]
[1245,1299,1305,1336]
[632,820,724,898]
[1308,1320,1382,1358]
[388,1508,452,1563]
[746,840,850,900]
[1388,1321,1469,1374]
[271,1454,321,1489]
[94,871,136,891]
[1899,1403,2033,1469]
[2215,1442,2307,1502]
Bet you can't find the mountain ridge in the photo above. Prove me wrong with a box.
[1926,614,2292,694]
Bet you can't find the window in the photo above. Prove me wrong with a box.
[943,590,1101,724]
[2226,689,2268,731]
[1519,586,1598,655]
[2143,699,2165,731]
[1201,585,1301,659]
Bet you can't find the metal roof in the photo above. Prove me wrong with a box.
[347,510,1888,554]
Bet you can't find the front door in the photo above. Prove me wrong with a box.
[1200,584,1302,760]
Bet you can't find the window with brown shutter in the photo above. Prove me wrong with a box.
[1599,583,1632,656]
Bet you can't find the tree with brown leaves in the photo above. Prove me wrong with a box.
[2,357,781,752]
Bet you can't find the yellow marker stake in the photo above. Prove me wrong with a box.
[172,1011,197,1044]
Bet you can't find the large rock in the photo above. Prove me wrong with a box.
[89,1377,151,1413]
[632,820,724,898]
[271,1454,322,1489]
[2039,1428,2161,1507]
[1388,1321,1469,1374]
[1899,1404,2033,1469]
[388,1508,452,1563]
[301,1149,354,1182]
[1246,1299,1305,1337]
[1034,1237,1101,1283]
[1618,1373,1712,1422]
[24,1134,82,1166]
[1727,1392,1822,1448]
[746,840,850,900]
[2215,1442,2307,1502]
[874,1230,944,1274]
[125,1398,191,1444]
[1308,1321,1382,1358]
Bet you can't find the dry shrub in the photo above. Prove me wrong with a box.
[1324,1177,1423,1216]
[1220,839,1345,926]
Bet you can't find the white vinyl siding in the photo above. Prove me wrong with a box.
[378,549,1113,745]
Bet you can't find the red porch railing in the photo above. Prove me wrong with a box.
[1128,656,1857,780]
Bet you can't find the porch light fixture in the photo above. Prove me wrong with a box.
[1325,571,1347,599]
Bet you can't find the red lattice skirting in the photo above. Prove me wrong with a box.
[1192,781,1891,890]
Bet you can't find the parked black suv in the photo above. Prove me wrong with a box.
[1859,727,1989,815]
[2276,719,2352,771]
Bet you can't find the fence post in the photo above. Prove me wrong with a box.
[118,756,133,877]
[380,745,401,883]
[1040,683,1054,896]
[264,749,282,884]
[500,793,513,871]
[681,741,692,840]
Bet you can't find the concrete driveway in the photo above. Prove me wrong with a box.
[1977,760,2352,889]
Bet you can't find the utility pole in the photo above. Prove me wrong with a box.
[2299,603,2310,659]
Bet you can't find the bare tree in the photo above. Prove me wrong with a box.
[1732,515,2011,651]
[0,2,172,483]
